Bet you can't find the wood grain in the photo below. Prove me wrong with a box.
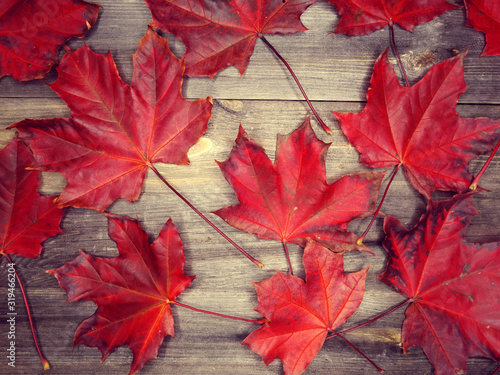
[1,1,500,375]
[2,1,500,103]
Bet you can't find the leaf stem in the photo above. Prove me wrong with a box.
[259,34,332,134]
[3,254,50,370]
[148,164,263,268]
[323,299,410,373]
[469,138,500,190]
[282,240,293,275]
[326,298,410,339]
[357,164,401,244]
[491,364,500,375]
[335,333,384,373]
[170,300,268,324]
[389,23,410,87]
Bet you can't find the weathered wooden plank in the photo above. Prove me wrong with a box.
[1,97,499,374]
[2,98,500,243]
[1,1,500,104]
[2,0,500,373]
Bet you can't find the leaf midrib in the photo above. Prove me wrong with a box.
[68,51,147,164]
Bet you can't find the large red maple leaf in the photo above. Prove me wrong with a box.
[0,137,63,257]
[143,0,317,77]
[379,193,500,375]
[243,240,368,375]
[0,0,99,81]
[328,0,459,36]
[465,0,500,56]
[333,49,500,198]
[13,27,212,212]
[48,213,195,375]
[214,118,385,256]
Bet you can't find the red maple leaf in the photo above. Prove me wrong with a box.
[465,0,500,56]
[333,49,500,198]
[379,193,500,374]
[243,240,369,375]
[213,118,385,257]
[143,0,317,77]
[12,27,212,212]
[48,213,195,375]
[328,0,459,36]
[0,0,99,81]
[0,137,63,257]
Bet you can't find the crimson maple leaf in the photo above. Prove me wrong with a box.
[243,240,369,375]
[465,0,500,56]
[333,49,500,199]
[328,0,459,36]
[12,27,212,212]
[214,118,385,257]
[0,137,63,257]
[0,0,99,81]
[48,213,195,375]
[143,0,317,77]
[379,193,500,375]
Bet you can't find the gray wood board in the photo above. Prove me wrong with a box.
[1,1,500,375]
[1,1,500,103]
[1,99,500,374]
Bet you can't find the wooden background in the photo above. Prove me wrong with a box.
[1,0,500,374]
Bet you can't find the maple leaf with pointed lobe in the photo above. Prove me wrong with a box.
[48,214,195,375]
[465,0,500,56]
[0,137,63,257]
[214,118,385,253]
[0,0,99,81]
[379,193,500,375]
[328,0,459,36]
[143,0,317,77]
[12,27,212,212]
[333,49,500,199]
[243,240,368,375]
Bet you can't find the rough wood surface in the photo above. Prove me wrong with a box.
[1,1,500,374]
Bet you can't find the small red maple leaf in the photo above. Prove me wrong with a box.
[328,0,459,36]
[379,193,500,375]
[243,240,368,375]
[48,213,195,375]
[143,0,317,77]
[334,49,500,198]
[13,27,212,212]
[0,0,100,81]
[214,118,385,256]
[0,137,63,257]
[465,0,500,56]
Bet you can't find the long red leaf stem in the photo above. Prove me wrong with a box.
[3,254,50,370]
[389,22,410,87]
[326,298,410,340]
[282,240,293,275]
[149,164,263,268]
[335,333,384,373]
[324,299,411,372]
[357,164,401,244]
[469,138,500,190]
[259,34,332,134]
[170,300,268,324]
